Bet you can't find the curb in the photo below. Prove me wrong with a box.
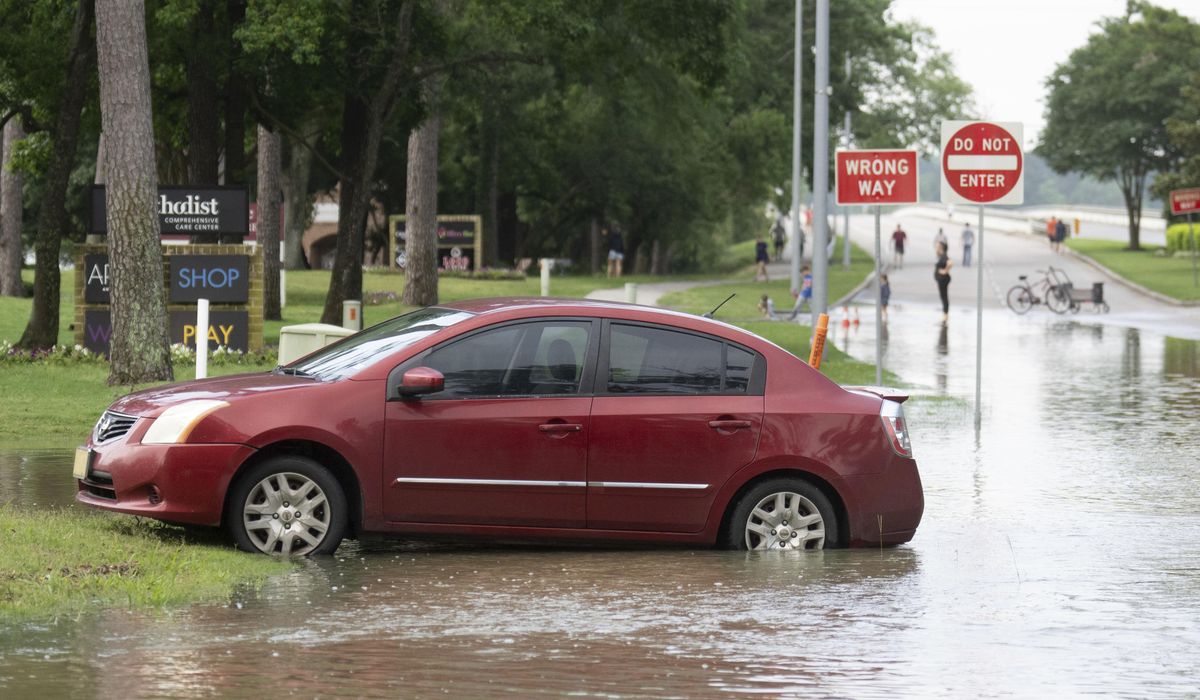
[1062,248,1200,308]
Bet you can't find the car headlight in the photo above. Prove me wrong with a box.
[142,400,229,444]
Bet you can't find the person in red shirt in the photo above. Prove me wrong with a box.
[891,224,908,269]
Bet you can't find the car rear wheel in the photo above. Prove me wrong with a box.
[228,456,347,556]
[724,478,838,551]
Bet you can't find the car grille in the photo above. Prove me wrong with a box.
[94,411,138,444]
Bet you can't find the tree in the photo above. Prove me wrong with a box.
[402,78,442,306]
[9,0,96,350]
[0,116,23,297]
[1151,73,1200,211]
[1040,2,1200,250]
[257,124,281,319]
[97,0,172,384]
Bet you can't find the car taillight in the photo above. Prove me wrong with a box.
[880,400,912,458]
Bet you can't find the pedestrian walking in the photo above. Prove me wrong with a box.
[934,241,952,324]
[606,225,624,278]
[891,224,907,269]
[754,235,770,282]
[782,266,813,320]
[770,216,786,261]
[961,222,975,267]
[880,273,891,321]
[933,227,948,254]
[1046,216,1057,252]
[1054,218,1068,254]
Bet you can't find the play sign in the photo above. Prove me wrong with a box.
[940,121,1024,205]
[835,149,919,205]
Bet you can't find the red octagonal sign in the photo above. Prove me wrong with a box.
[940,121,1024,205]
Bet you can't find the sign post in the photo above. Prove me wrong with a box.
[940,121,1024,432]
[1169,188,1200,287]
[835,149,919,385]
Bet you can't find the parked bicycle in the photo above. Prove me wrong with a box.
[1006,267,1073,315]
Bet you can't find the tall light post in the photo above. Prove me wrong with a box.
[789,0,804,295]
[842,51,852,271]
[810,0,830,325]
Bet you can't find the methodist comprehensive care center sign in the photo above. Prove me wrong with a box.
[77,186,262,355]
[89,186,249,236]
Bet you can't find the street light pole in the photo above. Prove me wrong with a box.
[789,0,804,295]
[810,0,830,327]
[842,52,852,271]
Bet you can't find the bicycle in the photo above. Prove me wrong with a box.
[1006,268,1072,315]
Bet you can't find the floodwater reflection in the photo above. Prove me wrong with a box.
[2,311,1200,697]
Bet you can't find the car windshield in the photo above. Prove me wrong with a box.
[285,307,474,380]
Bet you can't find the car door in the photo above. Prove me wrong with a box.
[383,319,599,528]
[587,321,765,533]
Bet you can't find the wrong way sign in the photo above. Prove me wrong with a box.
[835,149,919,205]
[1170,188,1200,215]
[940,121,1023,205]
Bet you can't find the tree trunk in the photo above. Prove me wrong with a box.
[589,218,601,275]
[1119,167,1143,251]
[319,0,414,324]
[222,0,248,193]
[257,124,282,319]
[650,238,663,275]
[17,0,94,350]
[97,0,172,384]
[0,118,25,297]
[282,117,316,270]
[477,97,499,268]
[402,80,442,307]
[185,0,219,185]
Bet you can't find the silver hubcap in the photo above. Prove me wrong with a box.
[744,491,825,550]
[242,472,330,555]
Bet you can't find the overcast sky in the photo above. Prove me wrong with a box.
[889,0,1200,146]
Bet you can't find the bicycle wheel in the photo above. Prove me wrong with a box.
[1046,285,1071,314]
[1006,285,1034,314]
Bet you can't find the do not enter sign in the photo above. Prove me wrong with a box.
[940,121,1024,205]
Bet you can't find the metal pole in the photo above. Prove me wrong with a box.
[789,0,804,295]
[1190,212,1197,287]
[874,205,882,385]
[811,0,830,327]
[842,52,852,271]
[975,206,984,432]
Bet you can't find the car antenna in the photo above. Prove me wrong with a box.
[703,293,735,319]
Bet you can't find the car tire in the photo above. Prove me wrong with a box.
[227,455,347,556]
[723,477,838,551]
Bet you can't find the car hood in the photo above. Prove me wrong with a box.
[108,372,321,417]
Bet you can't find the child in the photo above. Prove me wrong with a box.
[880,273,891,321]
[757,294,776,319]
[783,266,814,321]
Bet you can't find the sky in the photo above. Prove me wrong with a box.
[889,0,1200,147]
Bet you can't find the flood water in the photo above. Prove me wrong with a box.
[2,309,1199,697]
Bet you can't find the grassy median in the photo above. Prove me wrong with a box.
[0,505,291,620]
[1066,238,1200,302]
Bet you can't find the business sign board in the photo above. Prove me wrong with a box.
[170,310,250,352]
[835,149,919,205]
[90,186,250,236]
[82,309,113,355]
[1169,188,1200,216]
[940,121,1024,205]
[389,215,482,272]
[83,253,111,304]
[169,255,250,303]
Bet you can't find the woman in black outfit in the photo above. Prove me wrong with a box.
[934,241,952,324]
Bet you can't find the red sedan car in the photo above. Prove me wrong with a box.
[76,298,922,556]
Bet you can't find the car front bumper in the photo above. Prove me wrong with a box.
[76,441,256,526]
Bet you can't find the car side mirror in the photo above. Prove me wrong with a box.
[396,366,444,398]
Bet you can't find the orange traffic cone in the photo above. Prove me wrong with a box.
[840,306,851,328]
[852,307,860,326]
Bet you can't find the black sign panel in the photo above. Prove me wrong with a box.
[83,253,110,304]
[82,309,112,356]
[170,310,250,352]
[393,219,477,247]
[90,186,249,236]
[169,255,250,303]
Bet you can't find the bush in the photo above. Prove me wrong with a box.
[1166,222,1200,254]
[0,340,275,367]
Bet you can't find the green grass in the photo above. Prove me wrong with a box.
[739,320,903,386]
[1066,238,1200,302]
[0,505,291,620]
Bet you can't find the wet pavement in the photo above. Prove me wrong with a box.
[3,310,1200,697]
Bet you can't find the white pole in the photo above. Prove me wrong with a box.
[279,269,286,308]
[195,298,209,380]
[539,258,552,296]
[975,206,984,432]
[624,282,638,304]
[810,0,830,326]
[789,0,804,294]
[842,52,852,271]
[874,205,883,386]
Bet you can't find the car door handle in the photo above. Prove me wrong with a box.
[539,423,582,433]
[708,420,752,431]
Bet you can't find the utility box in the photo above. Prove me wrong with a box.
[278,323,355,365]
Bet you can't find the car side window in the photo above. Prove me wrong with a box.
[607,324,746,395]
[414,321,591,398]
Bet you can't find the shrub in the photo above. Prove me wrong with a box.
[1166,222,1200,254]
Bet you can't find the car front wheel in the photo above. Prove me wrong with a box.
[724,478,838,551]
[228,456,347,556]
